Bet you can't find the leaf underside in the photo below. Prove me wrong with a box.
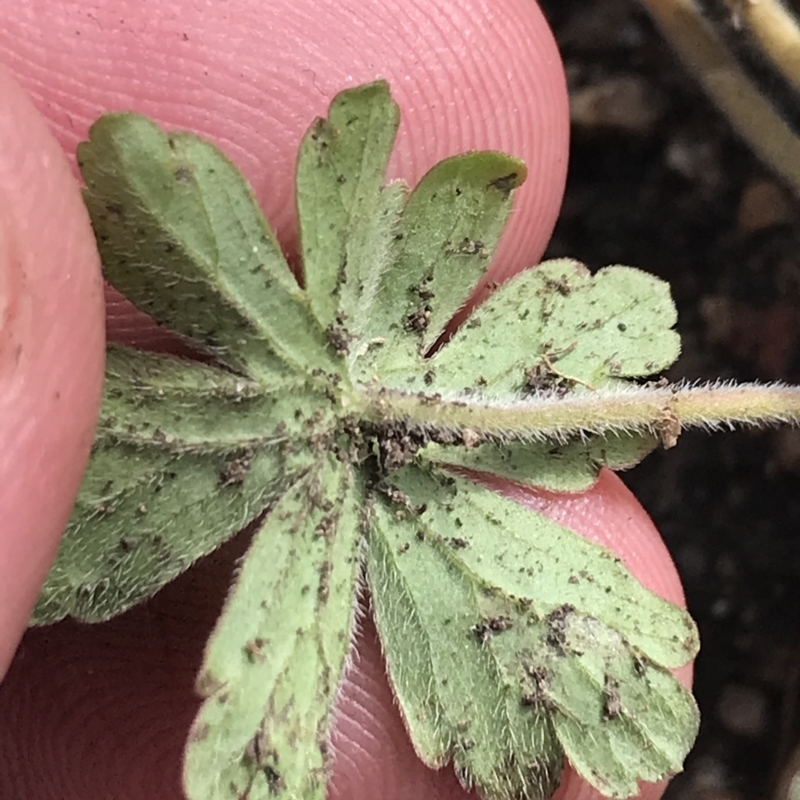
[367,467,698,800]
[37,79,700,800]
[31,345,332,624]
[184,455,362,800]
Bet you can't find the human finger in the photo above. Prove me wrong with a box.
[0,0,569,347]
[0,66,105,678]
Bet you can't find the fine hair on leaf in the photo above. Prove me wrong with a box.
[35,78,800,800]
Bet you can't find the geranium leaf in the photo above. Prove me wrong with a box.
[43,78,800,800]
[78,113,340,381]
[356,151,528,380]
[366,466,698,798]
[32,347,334,624]
[183,454,362,800]
[296,80,402,330]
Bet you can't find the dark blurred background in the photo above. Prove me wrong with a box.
[537,3,800,799]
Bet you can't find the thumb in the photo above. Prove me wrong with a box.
[0,67,105,677]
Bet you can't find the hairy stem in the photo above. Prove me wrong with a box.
[359,382,800,445]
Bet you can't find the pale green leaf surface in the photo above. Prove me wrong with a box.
[99,345,333,453]
[296,80,401,329]
[368,466,698,798]
[184,456,362,800]
[421,432,657,492]
[341,181,407,360]
[470,597,698,798]
[72,441,176,505]
[394,259,680,396]
[535,261,680,383]
[367,492,564,800]
[390,467,698,668]
[357,152,527,380]
[33,347,336,624]
[545,609,699,797]
[33,443,311,624]
[78,113,339,382]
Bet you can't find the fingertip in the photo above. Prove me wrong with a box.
[3,0,567,348]
[0,67,105,677]
[552,765,672,800]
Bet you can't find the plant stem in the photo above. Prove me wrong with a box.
[360,382,800,444]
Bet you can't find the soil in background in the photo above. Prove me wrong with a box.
[537,3,800,799]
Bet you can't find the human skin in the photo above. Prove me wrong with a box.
[0,1,692,798]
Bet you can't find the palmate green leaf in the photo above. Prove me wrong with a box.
[367,466,699,798]
[78,113,340,382]
[32,347,336,624]
[184,454,362,800]
[43,79,723,800]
